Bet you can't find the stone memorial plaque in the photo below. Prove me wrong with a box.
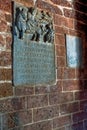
[66,35,83,68]
[13,3,56,86]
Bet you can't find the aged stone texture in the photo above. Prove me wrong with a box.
[13,3,56,86]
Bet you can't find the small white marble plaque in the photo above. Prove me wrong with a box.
[66,35,83,68]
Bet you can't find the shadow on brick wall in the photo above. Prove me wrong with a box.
[71,1,87,130]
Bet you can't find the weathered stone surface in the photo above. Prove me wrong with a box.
[13,3,56,86]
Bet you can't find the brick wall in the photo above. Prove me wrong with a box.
[0,0,87,129]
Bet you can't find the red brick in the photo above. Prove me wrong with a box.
[0,68,12,80]
[82,69,87,79]
[77,13,87,25]
[0,10,5,21]
[15,86,34,96]
[24,120,52,130]
[7,113,17,128]
[64,9,75,18]
[63,18,74,29]
[0,0,11,13]
[50,81,62,93]
[0,97,26,112]
[74,20,87,32]
[73,111,86,123]
[37,0,62,15]
[7,24,12,33]
[54,127,65,130]
[72,122,84,130]
[11,97,27,111]
[80,100,87,111]
[55,34,65,45]
[84,120,87,130]
[57,68,63,79]
[51,0,72,7]
[62,18,74,29]
[63,80,84,91]
[60,102,79,115]
[57,57,66,67]
[55,26,69,34]
[53,15,63,26]
[0,51,12,66]
[35,86,51,94]
[6,34,12,49]
[7,110,32,128]
[74,2,87,14]
[27,95,48,108]
[0,34,6,47]
[0,83,13,97]
[72,3,87,24]
[68,30,83,37]
[75,0,87,5]
[53,115,71,129]
[35,81,62,94]
[66,126,71,130]
[81,80,87,89]
[49,92,73,105]
[21,0,33,6]
[76,68,84,79]
[62,68,75,79]
[75,91,87,100]
[54,15,74,29]
[56,45,65,56]
[5,13,12,23]
[15,110,32,124]
[84,59,87,68]
[0,20,8,32]
[33,105,59,122]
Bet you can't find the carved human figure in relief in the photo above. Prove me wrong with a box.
[36,23,47,42]
[16,7,27,39]
[41,11,52,23]
[45,23,54,43]
[15,6,54,43]
[26,8,38,40]
[36,11,54,43]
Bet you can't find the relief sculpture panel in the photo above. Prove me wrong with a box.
[13,3,56,86]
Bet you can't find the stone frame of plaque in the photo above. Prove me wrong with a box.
[13,2,56,86]
[66,35,83,68]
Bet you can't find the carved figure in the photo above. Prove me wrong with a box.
[26,12,34,32]
[32,7,38,20]
[35,23,47,42]
[26,8,38,40]
[35,10,43,22]
[16,7,27,39]
[14,6,54,43]
[41,11,52,21]
[45,23,54,43]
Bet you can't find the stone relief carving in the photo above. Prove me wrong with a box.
[15,7,27,39]
[14,7,54,43]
